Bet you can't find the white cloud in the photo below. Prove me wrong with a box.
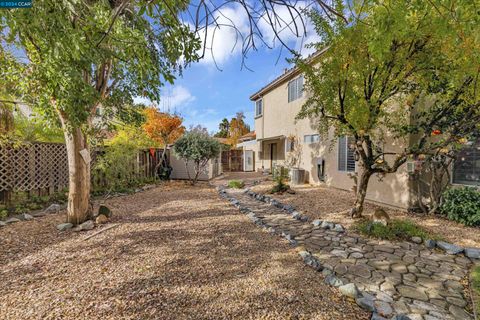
[133,96,153,106]
[195,4,250,66]
[160,85,196,111]
[192,2,319,67]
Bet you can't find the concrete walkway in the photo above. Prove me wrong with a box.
[223,187,474,320]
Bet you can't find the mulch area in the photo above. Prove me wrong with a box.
[0,181,368,320]
[248,179,480,248]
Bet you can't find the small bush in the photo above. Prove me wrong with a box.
[270,166,290,194]
[472,265,480,314]
[228,180,245,189]
[355,219,438,241]
[440,187,480,226]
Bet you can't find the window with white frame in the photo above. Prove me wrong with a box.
[338,136,356,172]
[255,99,263,117]
[453,139,480,186]
[288,76,303,102]
[304,134,320,144]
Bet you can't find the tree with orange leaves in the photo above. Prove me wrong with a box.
[143,107,185,177]
[227,112,250,147]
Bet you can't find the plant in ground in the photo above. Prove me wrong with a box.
[143,108,185,179]
[0,1,200,225]
[227,112,250,147]
[173,131,221,185]
[472,265,480,315]
[270,167,291,194]
[355,219,439,242]
[228,180,245,189]
[440,187,480,227]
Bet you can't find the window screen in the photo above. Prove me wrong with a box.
[453,139,480,186]
[288,76,304,102]
[338,136,355,172]
[255,99,263,116]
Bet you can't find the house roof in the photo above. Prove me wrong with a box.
[214,137,231,145]
[249,48,328,101]
[239,131,256,141]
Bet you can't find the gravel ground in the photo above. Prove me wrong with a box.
[0,181,368,320]
[246,177,480,248]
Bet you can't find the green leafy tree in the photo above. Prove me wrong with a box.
[173,130,221,185]
[297,0,480,217]
[0,0,200,224]
[94,125,154,193]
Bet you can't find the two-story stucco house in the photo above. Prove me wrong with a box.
[245,54,480,211]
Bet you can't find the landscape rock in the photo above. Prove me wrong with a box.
[436,241,463,255]
[45,203,61,214]
[338,283,360,299]
[95,214,109,224]
[424,239,436,249]
[23,213,34,221]
[411,237,422,244]
[356,295,376,312]
[57,223,73,231]
[332,224,344,232]
[324,274,344,287]
[374,300,393,317]
[74,220,95,232]
[312,219,322,227]
[291,211,301,220]
[320,221,334,230]
[370,313,388,320]
[464,247,480,259]
[0,221,6,227]
[5,217,21,224]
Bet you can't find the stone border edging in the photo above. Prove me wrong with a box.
[217,185,479,320]
[241,187,480,261]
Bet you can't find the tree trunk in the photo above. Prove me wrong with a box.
[63,125,92,225]
[351,170,372,218]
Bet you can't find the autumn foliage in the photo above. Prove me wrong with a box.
[143,107,185,147]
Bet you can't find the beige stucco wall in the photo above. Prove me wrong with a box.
[251,75,412,210]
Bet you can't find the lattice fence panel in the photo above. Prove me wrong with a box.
[0,143,68,193]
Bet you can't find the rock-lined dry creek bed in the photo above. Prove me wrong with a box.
[218,186,478,320]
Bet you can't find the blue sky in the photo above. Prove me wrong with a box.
[135,2,319,134]
[157,49,293,133]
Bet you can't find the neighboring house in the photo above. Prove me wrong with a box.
[248,54,479,210]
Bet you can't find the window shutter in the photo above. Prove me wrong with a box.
[338,137,346,171]
[347,137,356,172]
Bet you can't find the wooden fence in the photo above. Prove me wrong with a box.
[0,142,166,204]
[221,150,243,172]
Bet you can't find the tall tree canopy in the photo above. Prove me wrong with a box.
[227,112,250,146]
[214,118,230,138]
[297,0,480,217]
[143,106,185,175]
[0,0,200,224]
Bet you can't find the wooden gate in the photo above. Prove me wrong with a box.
[221,150,243,172]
